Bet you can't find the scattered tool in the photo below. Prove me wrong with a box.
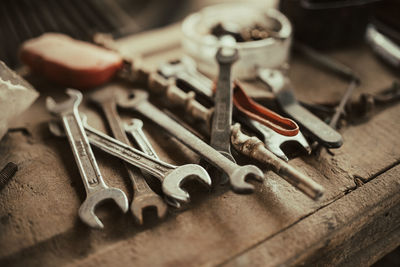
[49,119,211,204]
[146,76,323,199]
[46,89,129,229]
[89,88,167,224]
[0,162,18,190]
[158,57,214,99]
[117,89,263,194]
[257,68,343,148]
[210,47,238,163]
[124,119,181,208]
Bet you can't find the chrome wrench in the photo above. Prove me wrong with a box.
[117,89,263,193]
[46,89,129,229]
[89,88,167,224]
[49,119,211,203]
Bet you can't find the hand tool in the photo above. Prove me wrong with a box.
[117,89,263,194]
[124,119,181,208]
[231,123,324,200]
[210,47,238,163]
[158,57,214,99]
[89,88,167,224]
[146,77,323,199]
[46,89,129,229]
[257,68,343,148]
[49,119,212,204]
[0,162,18,190]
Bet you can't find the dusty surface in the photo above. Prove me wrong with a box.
[0,24,399,266]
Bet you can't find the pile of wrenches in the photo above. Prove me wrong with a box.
[46,46,329,229]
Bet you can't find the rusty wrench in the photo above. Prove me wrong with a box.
[46,89,128,229]
[117,89,263,193]
[89,88,167,224]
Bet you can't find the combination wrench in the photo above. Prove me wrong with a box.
[46,89,129,229]
[116,89,263,193]
[124,119,181,208]
[49,118,212,204]
[210,47,239,162]
[89,87,167,224]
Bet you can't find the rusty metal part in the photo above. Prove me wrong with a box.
[258,68,343,148]
[89,88,167,224]
[0,162,18,189]
[146,74,322,200]
[46,89,129,229]
[124,119,181,209]
[117,89,263,194]
[210,47,238,163]
[231,124,324,200]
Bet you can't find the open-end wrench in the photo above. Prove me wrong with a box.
[124,119,181,208]
[46,89,129,229]
[158,57,214,99]
[49,119,211,203]
[89,88,167,224]
[258,68,343,148]
[210,47,239,163]
[117,89,263,193]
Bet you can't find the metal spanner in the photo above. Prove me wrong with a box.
[46,89,129,229]
[117,89,263,193]
[124,119,181,208]
[89,88,167,224]
[258,68,343,148]
[49,118,212,203]
[210,47,239,163]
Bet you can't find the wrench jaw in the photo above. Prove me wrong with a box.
[130,194,168,225]
[229,165,264,194]
[78,187,129,229]
[46,89,83,115]
[162,164,212,203]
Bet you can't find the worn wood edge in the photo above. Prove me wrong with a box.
[222,163,400,267]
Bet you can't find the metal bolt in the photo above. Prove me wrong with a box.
[0,162,18,189]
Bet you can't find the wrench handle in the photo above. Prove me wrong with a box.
[83,124,175,181]
[125,120,160,160]
[101,101,150,193]
[135,101,235,173]
[62,112,106,194]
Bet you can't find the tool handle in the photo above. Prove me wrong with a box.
[84,124,176,181]
[61,112,106,194]
[231,124,324,200]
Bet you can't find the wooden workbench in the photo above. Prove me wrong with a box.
[0,24,399,266]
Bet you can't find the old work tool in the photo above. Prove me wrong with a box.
[158,57,214,99]
[146,78,323,200]
[231,124,324,200]
[89,88,167,224]
[210,47,239,163]
[124,119,181,208]
[257,68,343,148]
[49,120,211,203]
[232,81,310,161]
[46,89,129,229]
[117,89,263,193]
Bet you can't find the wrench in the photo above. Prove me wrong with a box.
[49,119,211,203]
[89,88,167,224]
[124,119,181,208]
[117,89,263,194]
[258,68,343,148]
[210,47,239,163]
[46,89,129,229]
[158,57,214,99]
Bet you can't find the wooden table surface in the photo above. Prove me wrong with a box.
[0,24,399,267]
